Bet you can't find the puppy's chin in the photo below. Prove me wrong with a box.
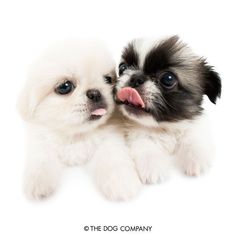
[73,109,113,134]
[119,105,158,127]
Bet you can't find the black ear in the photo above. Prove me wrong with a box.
[203,63,221,104]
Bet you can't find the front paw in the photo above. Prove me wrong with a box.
[98,167,141,201]
[24,169,58,200]
[135,153,170,184]
[183,159,211,176]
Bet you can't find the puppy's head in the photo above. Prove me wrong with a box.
[114,36,221,127]
[18,39,116,133]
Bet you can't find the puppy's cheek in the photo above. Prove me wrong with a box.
[104,91,115,108]
[66,113,86,126]
[105,98,115,117]
[119,104,158,127]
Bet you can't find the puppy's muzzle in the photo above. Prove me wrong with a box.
[87,89,108,120]
[129,74,145,88]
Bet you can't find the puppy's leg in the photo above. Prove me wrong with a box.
[176,119,214,176]
[87,133,141,201]
[130,137,171,184]
[60,140,92,166]
[24,137,63,200]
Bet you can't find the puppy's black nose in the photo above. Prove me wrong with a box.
[129,74,145,88]
[86,89,102,102]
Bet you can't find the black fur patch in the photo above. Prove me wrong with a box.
[143,36,185,74]
[150,85,203,122]
[121,42,139,67]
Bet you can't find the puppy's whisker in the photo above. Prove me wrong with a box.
[159,94,177,111]
[74,104,87,108]
[72,109,88,113]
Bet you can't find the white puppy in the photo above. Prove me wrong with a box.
[17,39,141,200]
[114,36,221,183]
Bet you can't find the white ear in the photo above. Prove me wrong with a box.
[17,85,37,121]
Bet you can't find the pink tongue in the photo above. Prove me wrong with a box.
[91,108,107,116]
[117,87,145,108]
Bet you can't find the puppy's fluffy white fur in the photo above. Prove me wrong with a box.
[18,39,141,200]
[125,116,214,184]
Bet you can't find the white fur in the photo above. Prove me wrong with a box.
[87,126,141,200]
[125,114,214,183]
[18,40,141,200]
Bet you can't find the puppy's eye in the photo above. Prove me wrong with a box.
[104,76,113,84]
[55,80,75,95]
[119,63,128,76]
[160,72,177,89]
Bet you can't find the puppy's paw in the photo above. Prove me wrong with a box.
[135,153,170,184]
[98,167,141,201]
[183,159,211,176]
[24,169,58,200]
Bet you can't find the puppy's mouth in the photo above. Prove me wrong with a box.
[89,107,107,120]
[116,87,150,115]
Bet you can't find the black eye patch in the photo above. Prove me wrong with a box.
[121,42,139,68]
[143,36,185,74]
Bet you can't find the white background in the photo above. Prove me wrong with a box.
[0,0,235,235]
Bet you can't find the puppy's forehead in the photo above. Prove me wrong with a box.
[121,42,139,68]
[122,36,188,68]
[121,38,157,68]
[29,39,115,85]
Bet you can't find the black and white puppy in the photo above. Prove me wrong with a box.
[115,36,221,183]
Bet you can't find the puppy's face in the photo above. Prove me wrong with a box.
[18,40,116,133]
[115,36,221,127]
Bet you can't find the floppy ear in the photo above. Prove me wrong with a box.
[17,85,37,121]
[202,63,221,104]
